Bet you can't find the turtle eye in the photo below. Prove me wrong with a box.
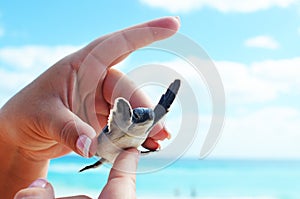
[133,109,143,120]
[133,111,140,119]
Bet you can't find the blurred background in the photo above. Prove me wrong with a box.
[1,1,300,198]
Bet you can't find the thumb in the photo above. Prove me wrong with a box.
[14,179,55,199]
[47,107,97,157]
[99,148,139,199]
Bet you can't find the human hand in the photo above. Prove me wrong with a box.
[14,148,139,199]
[0,16,180,160]
[0,16,180,198]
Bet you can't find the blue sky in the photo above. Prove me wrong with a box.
[1,0,300,159]
[1,1,300,63]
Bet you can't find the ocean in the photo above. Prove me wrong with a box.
[48,155,300,199]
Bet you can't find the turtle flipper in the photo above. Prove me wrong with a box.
[110,98,132,132]
[153,79,181,124]
[79,158,107,172]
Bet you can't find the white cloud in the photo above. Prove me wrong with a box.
[215,57,300,104]
[143,57,300,159]
[0,68,34,106]
[251,57,300,83]
[0,45,80,71]
[179,105,300,159]
[244,35,279,49]
[216,61,279,103]
[206,58,300,159]
[0,45,81,106]
[1,44,300,159]
[140,0,298,13]
[210,107,300,159]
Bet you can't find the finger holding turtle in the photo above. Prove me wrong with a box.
[0,17,180,198]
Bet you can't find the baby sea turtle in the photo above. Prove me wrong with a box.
[79,79,181,172]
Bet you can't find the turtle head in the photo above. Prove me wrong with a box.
[128,107,154,137]
[132,108,154,124]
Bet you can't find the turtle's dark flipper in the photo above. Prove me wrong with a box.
[153,79,181,124]
[79,158,106,172]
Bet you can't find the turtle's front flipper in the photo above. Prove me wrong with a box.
[153,79,181,124]
[110,98,133,132]
[79,158,107,172]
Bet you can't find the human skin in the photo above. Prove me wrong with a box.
[0,17,180,198]
[14,148,139,199]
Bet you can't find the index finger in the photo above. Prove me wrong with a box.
[79,16,180,69]
[70,17,180,132]
[74,16,180,96]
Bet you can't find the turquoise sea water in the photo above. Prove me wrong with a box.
[48,155,300,199]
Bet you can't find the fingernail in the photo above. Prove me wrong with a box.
[161,127,172,140]
[166,131,172,140]
[29,178,48,188]
[174,16,181,23]
[76,135,92,157]
[157,143,162,150]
